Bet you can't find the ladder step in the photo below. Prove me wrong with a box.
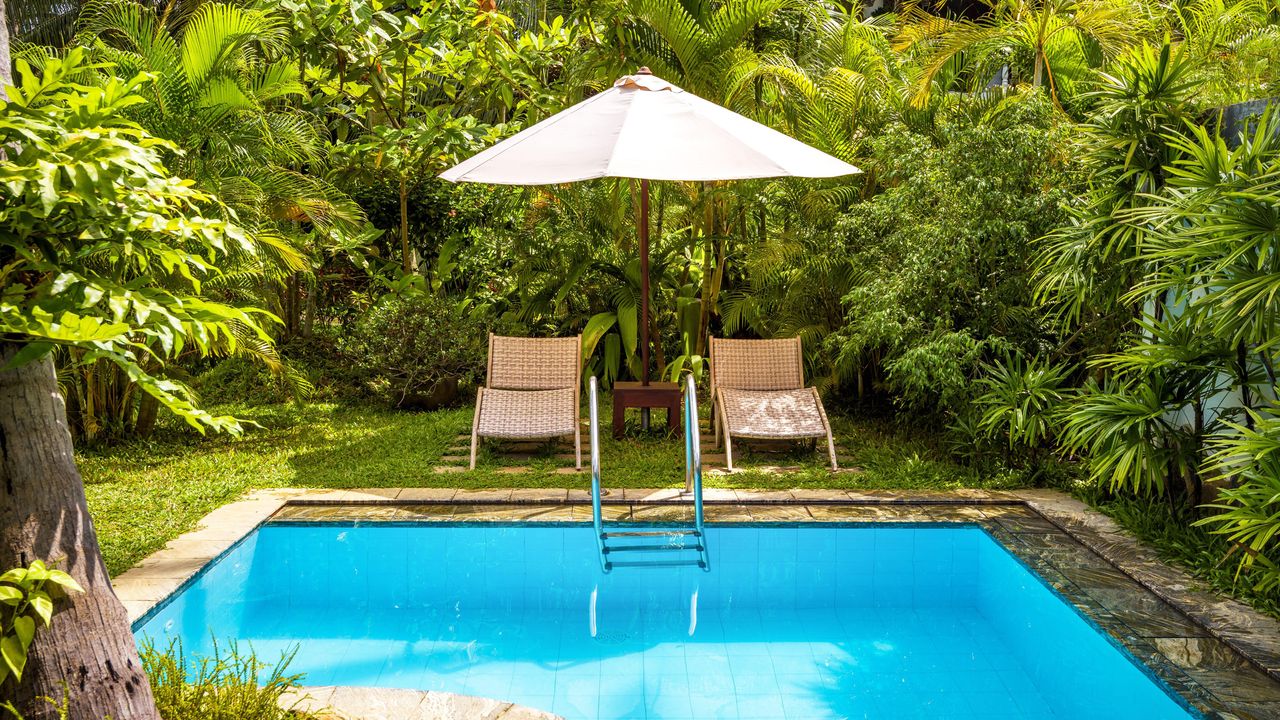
[607,559,708,569]
[602,530,702,538]
[603,543,705,553]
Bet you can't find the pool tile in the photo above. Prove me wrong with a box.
[688,693,740,718]
[599,694,648,719]
[734,693,787,718]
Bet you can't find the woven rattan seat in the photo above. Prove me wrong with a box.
[476,388,578,439]
[710,336,838,471]
[470,335,582,469]
[717,388,830,439]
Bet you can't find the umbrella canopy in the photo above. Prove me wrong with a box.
[441,70,860,404]
[440,72,861,184]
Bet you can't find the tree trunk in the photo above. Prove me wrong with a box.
[0,0,10,91]
[400,175,416,274]
[135,391,160,438]
[287,273,301,338]
[303,280,316,338]
[0,343,161,720]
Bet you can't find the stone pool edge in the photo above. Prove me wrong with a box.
[112,487,1280,707]
[278,685,560,720]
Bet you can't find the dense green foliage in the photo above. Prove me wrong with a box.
[0,49,284,434]
[9,0,1280,609]
[346,291,490,407]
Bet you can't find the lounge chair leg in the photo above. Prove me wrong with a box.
[470,389,483,470]
[826,432,838,472]
[575,426,582,470]
[713,396,721,449]
[724,429,734,471]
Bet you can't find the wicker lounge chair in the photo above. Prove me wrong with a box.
[470,334,583,470]
[709,336,838,471]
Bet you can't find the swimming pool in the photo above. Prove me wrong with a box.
[135,522,1199,720]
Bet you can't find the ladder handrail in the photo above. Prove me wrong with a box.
[684,373,704,537]
[589,374,708,572]
[588,376,606,569]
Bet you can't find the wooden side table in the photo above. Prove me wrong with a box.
[612,381,682,438]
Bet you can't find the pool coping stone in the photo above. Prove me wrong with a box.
[279,685,562,720]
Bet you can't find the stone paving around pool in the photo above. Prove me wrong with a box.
[114,488,1280,720]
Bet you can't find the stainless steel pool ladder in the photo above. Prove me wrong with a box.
[588,374,709,573]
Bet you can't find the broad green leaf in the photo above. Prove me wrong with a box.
[45,570,83,595]
[581,312,617,366]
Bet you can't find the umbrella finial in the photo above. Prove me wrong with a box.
[636,66,652,75]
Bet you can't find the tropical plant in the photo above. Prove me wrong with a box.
[72,0,361,238]
[141,640,322,720]
[0,48,282,719]
[743,6,908,171]
[14,0,368,439]
[1198,412,1280,593]
[1035,42,1198,344]
[0,563,82,688]
[827,92,1073,410]
[895,0,1147,109]
[975,352,1073,450]
[1170,0,1280,106]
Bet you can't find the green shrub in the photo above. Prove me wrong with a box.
[829,94,1076,416]
[194,358,296,407]
[345,294,489,409]
[141,640,321,720]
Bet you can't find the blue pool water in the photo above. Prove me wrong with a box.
[135,523,1197,720]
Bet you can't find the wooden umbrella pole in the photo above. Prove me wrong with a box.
[639,178,652,431]
[640,178,651,387]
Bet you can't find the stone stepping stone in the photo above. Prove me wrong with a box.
[440,455,467,464]
[432,466,466,474]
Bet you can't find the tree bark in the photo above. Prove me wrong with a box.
[400,175,416,273]
[0,0,11,91]
[303,280,316,338]
[0,343,161,720]
[134,391,160,438]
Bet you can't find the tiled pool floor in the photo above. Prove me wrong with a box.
[237,606,1059,720]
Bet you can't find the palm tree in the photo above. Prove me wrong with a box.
[75,1,361,238]
[1167,0,1280,106]
[895,0,1147,108]
[741,7,903,167]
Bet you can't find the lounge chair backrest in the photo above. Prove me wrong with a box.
[709,336,805,394]
[487,334,581,390]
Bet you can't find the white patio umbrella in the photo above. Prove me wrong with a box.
[440,69,860,391]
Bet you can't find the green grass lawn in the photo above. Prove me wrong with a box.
[79,399,1025,575]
